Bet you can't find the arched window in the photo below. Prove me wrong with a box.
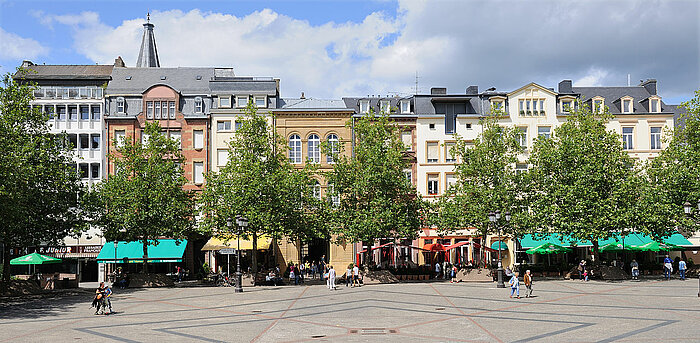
[312,180,321,200]
[289,134,302,164]
[308,134,320,163]
[326,134,338,163]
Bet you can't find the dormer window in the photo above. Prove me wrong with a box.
[359,100,369,113]
[195,97,203,113]
[491,100,504,112]
[380,100,390,113]
[116,97,125,113]
[400,100,410,114]
[219,96,231,108]
[592,97,604,113]
[649,97,661,113]
[254,96,266,108]
[236,95,249,108]
[621,96,633,114]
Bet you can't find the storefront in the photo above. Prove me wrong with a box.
[96,239,188,282]
[8,245,102,282]
[201,235,272,274]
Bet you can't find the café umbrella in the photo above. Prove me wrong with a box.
[598,242,628,252]
[10,252,62,265]
[629,241,683,252]
[526,243,572,254]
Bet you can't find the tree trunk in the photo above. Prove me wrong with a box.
[591,239,599,264]
[142,239,149,274]
[297,239,303,265]
[251,233,258,273]
[2,245,10,282]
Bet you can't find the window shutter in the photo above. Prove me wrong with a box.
[194,130,204,149]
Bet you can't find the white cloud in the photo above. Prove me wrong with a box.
[0,28,48,60]
[42,1,699,100]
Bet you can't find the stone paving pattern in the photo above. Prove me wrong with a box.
[1,279,699,342]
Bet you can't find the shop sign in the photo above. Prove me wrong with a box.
[219,248,237,254]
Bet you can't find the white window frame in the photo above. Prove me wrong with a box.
[537,126,551,139]
[307,134,320,163]
[326,134,339,163]
[289,134,302,164]
[170,131,182,149]
[219,96,231,108]
[217,149,229,166]
[517,126,528,148]
[312,180,322,200]
[217,121,232,132]
[193,130,204,150]
[115,130,126,148]
[445,173,457,189]
[380,100,390,113]
[621,96,633,114]
[116,97,125,114]
[426,142,439,163]
[650,97,661,113]
[427,174,439,195]
[444,142,456,163]
[593,97,605,113]
[400,100,410,114]
[169,101,176,119]
[359,100,370,114]
[236,95,249,108]
[650,127,662,150]
[195,97,203,113]
[254,96,266,108]
[622,127,634,150]
[193,161,204,185]
[146,101,154,119]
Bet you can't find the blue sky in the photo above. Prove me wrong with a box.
[1,0,698,103]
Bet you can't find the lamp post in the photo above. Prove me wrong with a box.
[113,241,118,282]
[489,210,511,288]
[235,216,248,293]
[683,200,700,297]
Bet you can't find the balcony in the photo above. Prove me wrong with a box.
[33,87,104,100]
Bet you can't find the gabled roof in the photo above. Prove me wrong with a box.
[572,85,671,114]
[507,82,558,96]
[14,64,113,80]
[106,67,214,95]
[209,78,278,96]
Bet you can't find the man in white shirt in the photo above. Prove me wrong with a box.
[328,265,336,290]
[352,265,360,287]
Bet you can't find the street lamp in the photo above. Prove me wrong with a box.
[489,210,511,288]
[683,200,700,297]
[113,241,118,283]
[235,216,248,293]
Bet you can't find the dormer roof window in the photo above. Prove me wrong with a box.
[380,100,390,113]
[621,96,633,114]
[400,100,411,114]
[359,100,370,114]
[649,96,662,113]
[592,96,605,113]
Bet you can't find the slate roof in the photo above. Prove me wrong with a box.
[413,94,480,116]
[107,67,214,95]
[342,96,413,115]
[136,22,160,68]
[209,78,278,96]
[279,98,349,109]
[572,86,672,114]
[15,64,113,80]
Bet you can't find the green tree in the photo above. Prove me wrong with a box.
[325,110,423,260]
[526,102,638,261]
[1,71,86,281]
[432,113,523,265]
[198,104,321,272]
[647,90,700,235]
[89,122,195,273]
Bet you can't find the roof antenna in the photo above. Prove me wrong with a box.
[627,74,630,86]
[414,71,419,95]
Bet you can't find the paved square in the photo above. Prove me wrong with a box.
[1,279,699,342]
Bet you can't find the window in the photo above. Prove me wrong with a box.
[539,100,544,114]
[254,96,266,108]
[622,127,634,150]
[446,174,457,189]
[219,96,231,108]
[58,106,66,120]
[69,106,77,121]
[217,121,232,131]
[170,131,181,149]
[561,100,572,113]
[235,122,242,131]
[236,96,248,108]
[466,123,472,130]
[80,106,90,120]
[491,100,504,112]
[532,99,538,112]
[650,99,660,113]
[195,97,203,113]
[141,131,150,145]
[116,97,125,113]
[146,101,154,119]
[380,100,390,113]
[359,100,370,114]
[312,180,321,200]
[289,134,302,164]
[328,183,340,206]
[445,142,456,163]
[401,100,410,114]
[44,106,54,119]
[217,149,229,166]
[79,164,89,179]
[401,131,412,150]
[67,134,77,150]
[79,134,90,150]
[517,127,527,148]
[308,134,320,163]
[193,162,204,184]
[622,99,632,113]
[519,98,545,116]
[91,134,100,150]
[155,101,163,119]
[516,163,528,174]
[90,163,100,179]
[327,134,339,163]
[427,174,439,195]
[89,106,99,120]
[193,130,204,150]
[538,126,551,139]
[650,127,662,150]
[429,123,436,130]
[169,101,175,119]
[404,170,412,184]
[114,130,125,148]
[593,98,604,113]
[427,142,439,163]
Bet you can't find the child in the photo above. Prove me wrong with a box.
[450,266,458,283]
[583,269,589,282]
[509,272,520,299]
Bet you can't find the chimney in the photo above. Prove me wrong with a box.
[558,80,573,93]
[300,92,305,99]
[466,85,478,95]
[114,56,126,68]
[431,87,447,95]
[640,79,657,95]
[21,60,34,68]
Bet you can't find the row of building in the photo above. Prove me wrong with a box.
[13,18,689,282]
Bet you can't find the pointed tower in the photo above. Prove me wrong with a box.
[136,13,160,68]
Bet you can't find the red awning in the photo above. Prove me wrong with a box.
[423,243,446,252]
[445,241,471,250]
[358,242,429,253]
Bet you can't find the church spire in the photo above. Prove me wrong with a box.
[136,12,160,68]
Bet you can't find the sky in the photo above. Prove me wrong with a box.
[1,0,698,103]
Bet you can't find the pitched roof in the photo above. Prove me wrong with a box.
[15,64,113,80]
[136,22,160,68]
[209,78,278,96]
[106,67,214,95]
[278,98,349,110]
[572,86,671,114]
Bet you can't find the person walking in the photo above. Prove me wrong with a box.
[509,272,520,299]
[434,261,442,279]
[524,270,533,298]
[311,261,318,279]
[328,265,336,290]
[450,265,458,283]
[678,258,687,280]
[443,261,450,280]
[346,264,353,287]
[352,264,361,287]
[578,260,586,281]
[104,284,114,314]
[289,265,297,285]
[630,259,639,280]
[663,255,673,280]
[299,263,305,285]
[93,282,107,315]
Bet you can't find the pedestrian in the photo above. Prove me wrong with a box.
[294,264,301,285]
[678,258,687,280]
[583,269,589,282]
[443,261,450,280]
[104,284,114,314]
[353,263,361,287]
[289,264,297,285]
[346,264,353,287]
[435,261,441,279]
[299,263,305,284]
[450,265,458,283]
[578,260,586,281]
[311,261,318,279]
[663,255,673,280]
[176,266,183,283]
[524,270,533,297]
[328,265,336,290]
[509,272,520,299]
[93,282,107,315]
[630,259,639,280]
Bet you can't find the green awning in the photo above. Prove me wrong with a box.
[10,252,62,265]
[96,239,187,263]
[491,241,508,251]
[520,233,693,249]
[662,233,693,246]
